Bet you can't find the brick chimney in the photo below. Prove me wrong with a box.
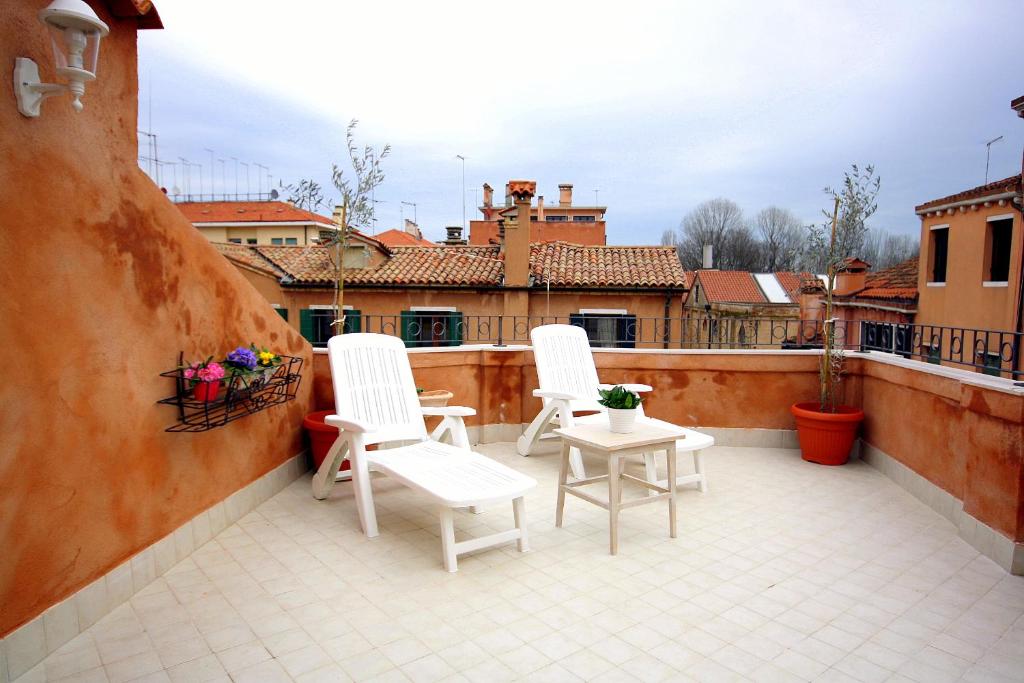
[833,258,870,296]
[505,180,535,287]
[537,195,545,221]
[482,183,493,208]
[558,183,573,207]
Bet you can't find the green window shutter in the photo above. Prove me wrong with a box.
[400,310,416,348]
[275,307,288,322]
[344,309,362,334]
[446,312,463,347]
[299,309,314,342]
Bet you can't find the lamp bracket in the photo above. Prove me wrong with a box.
[14,57,67,118]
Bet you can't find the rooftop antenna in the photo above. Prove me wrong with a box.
[204,148,215,199]
[455,154,467,233]
[594,189,600,206]
[230,157,239,199]
[241,162,250,198]
[255,163,268,198]
[217,158,226,199]
[178,157,189,196]
[985,135,1004,184]
[401,200,417,225]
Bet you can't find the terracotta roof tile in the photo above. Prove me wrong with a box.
[212,242,283,278]
[177,201,336,226]
[349,246,503,286]
[374,229,436,247]
[853,256,918,301]
[530,243,687,288]
[696,271,768,303]
[915,176,1021,212]
[218,241,689,289]
[773,271,815,297]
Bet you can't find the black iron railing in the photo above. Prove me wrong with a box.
[306,312,1024,379]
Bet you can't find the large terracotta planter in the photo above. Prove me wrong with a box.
[303,410,350,473]
[418,390,453,407]
[790,402,864,466]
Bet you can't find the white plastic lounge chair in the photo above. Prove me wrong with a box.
[312,333,536,572]
[517,324,714,485]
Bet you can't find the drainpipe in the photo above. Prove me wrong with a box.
[1012,98,1024,380]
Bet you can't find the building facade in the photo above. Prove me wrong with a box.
[217,182,687,348]
[178,200,339,246]
[915,176,1023,373]
[469,182,607,246]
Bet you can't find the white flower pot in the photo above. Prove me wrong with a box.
[607,408,638,434]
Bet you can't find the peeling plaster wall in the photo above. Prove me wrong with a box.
[0,1,313,636]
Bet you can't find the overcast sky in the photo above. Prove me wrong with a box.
[138,1,1023,244]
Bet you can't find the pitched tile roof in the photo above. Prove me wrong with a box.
[348,246,504,286]
[374,229,436,247]
[773,271,816,297]
[854,256,918,301]
[217,241,690,289]
[212,242,284,278]
[177,201,336,226]
[530,243,687,288]
[915,176,1022,212]
[696,271,768,303]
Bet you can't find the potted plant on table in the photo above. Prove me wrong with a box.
[790,165,878,465]
[183,357,225,403]
[599,385,644,434]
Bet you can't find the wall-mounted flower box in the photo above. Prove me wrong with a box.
[159,353,303,432]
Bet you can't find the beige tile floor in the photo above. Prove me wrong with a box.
[15,443,1024,683]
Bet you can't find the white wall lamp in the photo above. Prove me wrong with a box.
[14,0,109,118]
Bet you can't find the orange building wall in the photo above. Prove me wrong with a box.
[916,205,1023,332]
[0,2,313,637]
[468,219,607,246]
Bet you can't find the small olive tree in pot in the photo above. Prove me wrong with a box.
[791,164,880,465]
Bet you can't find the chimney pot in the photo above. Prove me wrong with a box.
[482,183,493,208]
[537,195,545,221]
[702,244,713,269]
[444,225,466,245]
[558,183,573,207]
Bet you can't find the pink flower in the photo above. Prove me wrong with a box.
[197,362,225,382]
[184,367,196,380]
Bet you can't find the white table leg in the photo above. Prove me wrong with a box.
[666,444,678,539]
[556,440,570,528]
[608,453,621,555]
[513,496,529,552]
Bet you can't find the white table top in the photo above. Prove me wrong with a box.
[554,423,688,452]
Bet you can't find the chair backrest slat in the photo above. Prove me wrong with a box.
[531,324,603,411]
[328,334,428,445]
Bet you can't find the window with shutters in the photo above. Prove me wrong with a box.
[299,307,361,347]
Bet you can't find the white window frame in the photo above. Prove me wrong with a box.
[410,306,457,312]
[309,304,353,310]
[579,308,628,315]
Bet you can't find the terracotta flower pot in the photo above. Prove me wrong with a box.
[193,380,220,402]
[790,402,864,466]
[418,390,453,407]
[303,410,351,473]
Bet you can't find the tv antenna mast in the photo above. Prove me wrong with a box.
[985,135,1004,184]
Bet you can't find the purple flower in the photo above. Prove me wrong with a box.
[226,346,258,370]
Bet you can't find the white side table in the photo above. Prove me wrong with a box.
[554,423,688,555]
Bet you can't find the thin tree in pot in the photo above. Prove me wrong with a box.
[328,120,390,334]
[791,164,879,465]
[806,163,880,411]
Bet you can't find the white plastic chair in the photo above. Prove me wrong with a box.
[517,324,714,485]
[311,333,536,572]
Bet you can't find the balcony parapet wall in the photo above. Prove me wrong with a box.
[313,347,1024,566]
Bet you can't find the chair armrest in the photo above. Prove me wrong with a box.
[598,383,653,393]
[324,415,376,432]
[421,406,476,417]
[533,389,581,401]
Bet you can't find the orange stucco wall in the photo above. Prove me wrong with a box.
[312,348,1024,544]
[917,205,1023,332]
[468,219,607,246]
[0,2,313,637]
